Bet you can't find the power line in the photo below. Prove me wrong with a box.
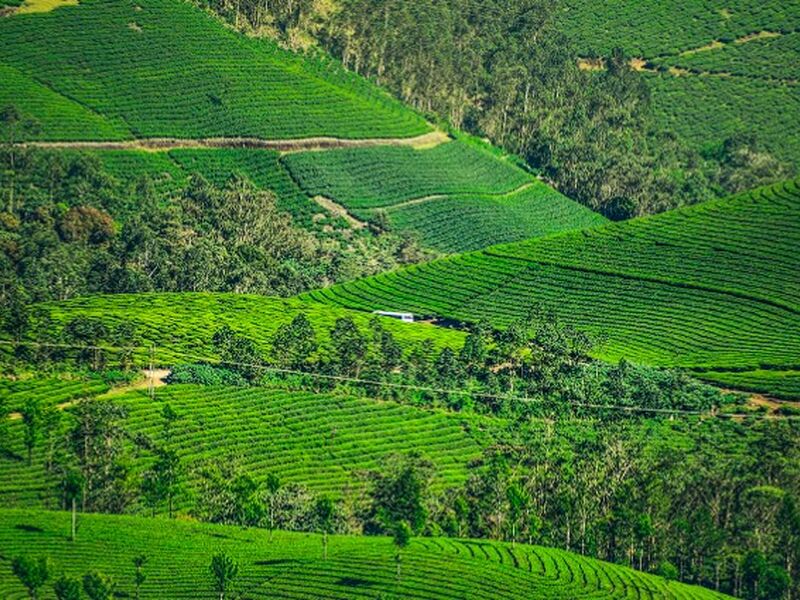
[1,338,797,421]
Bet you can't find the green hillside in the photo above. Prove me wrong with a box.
[306,178,800,383]
[27,293,464,363]
[0,0,428,140]
[0,384,488,507]
[559,0,800,163]
[0,510,731,600]
[283,139,605,252]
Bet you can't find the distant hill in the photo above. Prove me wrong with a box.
[0,509,732,600]
[559,0,800,164]
[306,178,800,393]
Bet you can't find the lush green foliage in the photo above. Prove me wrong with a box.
[24,293,463,362]
[0,375,109,412]
[0,149,434,303]
[0,510,730,599]
[0,0,429,140]
[307,179,800,379]
[0,384,485,507]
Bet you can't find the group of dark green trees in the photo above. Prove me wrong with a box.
[197,0,794,219]
[11,554,123,600]
[0,143,429,307]
[10,551,240,600]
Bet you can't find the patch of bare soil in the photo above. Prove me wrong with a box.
[312,196,365,229]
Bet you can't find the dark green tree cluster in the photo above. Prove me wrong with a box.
[0,145,431,306]
[202,309,728,416]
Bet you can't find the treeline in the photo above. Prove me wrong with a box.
[196,0,794,218]
[0,145,430,304]
[6,306,733,415]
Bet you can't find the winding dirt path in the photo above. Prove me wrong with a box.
[22,130,449,153]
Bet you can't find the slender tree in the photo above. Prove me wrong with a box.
[264,473,281,541]
[392,520,412,581]
[210,552,239,600]
[60,469,84,541]
[21,397,42,465]
[315,495,335,560]
[12,555,50,600]
[133,555,148,600]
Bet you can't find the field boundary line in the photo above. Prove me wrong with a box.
[381,182,537,212]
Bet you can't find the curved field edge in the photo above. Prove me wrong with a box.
[302,178,800,375]
[0,509,732,600]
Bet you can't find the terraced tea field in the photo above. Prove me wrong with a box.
[306,178,800,388]
[283,140,532,213]
[0,375,109,412]
[80,148,322,226]
[0,384,488,507]
[698,370,800,401]
[382,184,607,253]
[283,140,605,251]
[559,0,800,163]
[0,0,429,140]
[0,510,730,600]
[30,293,464,364]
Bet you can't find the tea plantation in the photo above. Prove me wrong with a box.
[0,0,429,140]
[0,385,488,507]
[559,0,800,163]
[0,510,731,600]
[307,178,800,389]
[283,139,606,251]
[29,293,465,364]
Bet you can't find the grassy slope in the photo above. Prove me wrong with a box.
[0,510,731,600]
[28,293,465,364]
[558,0,800,163]
[0,0,429,140]
[283,139,606,252]
[0,384,489,506]
[305,179,800,380]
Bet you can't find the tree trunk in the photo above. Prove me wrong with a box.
[395,553,401,580]
[71,497,77,541]
[323,531,328,560]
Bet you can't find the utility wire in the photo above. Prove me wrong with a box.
[1,338,797,421]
